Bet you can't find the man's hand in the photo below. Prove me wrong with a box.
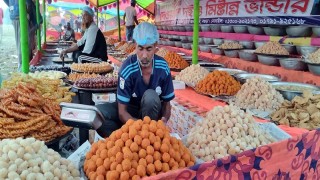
[161,117,168,124]
[60,50,67,59]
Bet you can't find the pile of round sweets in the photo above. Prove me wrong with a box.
[233,77,284,112]
[84,117,195,180]
[175,64,209,87]
[0,138,80,179]
[186,105,276,162]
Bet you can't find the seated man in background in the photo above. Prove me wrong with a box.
[60,6,107,63]
[63,22,75,41]
[96,22,175,137]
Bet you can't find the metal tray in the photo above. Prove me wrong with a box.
[271,81,320,100]
[254,52,290,58]
[214,67,247,75]
[235,73,280,84]
[198,62,225,67]
[70,68,113,74]
[217,48,244,51]
[73,85,117,92]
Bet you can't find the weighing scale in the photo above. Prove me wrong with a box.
[60,102,106,145]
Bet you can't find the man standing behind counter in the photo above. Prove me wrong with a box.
[123,0,139,41]
[60,6,107,63]
[96,22,174,137]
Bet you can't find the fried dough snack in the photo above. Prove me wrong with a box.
[115,41,126,49]
[308,49,320,64]
[156,48,169,58]
[195,70,241,96]
[68,72,100,82]
[255,41,289,55]
[0,83,72,141]
[271,91,320,130]
[124,43,136,54]
[2,73,75,103]
[164,52,189,70]
[106,37,118,45]
[218,42,243,50]
[71,62,113,73]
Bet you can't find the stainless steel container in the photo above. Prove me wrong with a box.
[239,50,258,61]
[271,82,320,101]
[258,55,280,66]
[279,58,308,71]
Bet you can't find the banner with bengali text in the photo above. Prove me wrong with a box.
[155,0,320,26]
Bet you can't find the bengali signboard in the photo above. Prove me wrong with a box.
[156,0,320,26]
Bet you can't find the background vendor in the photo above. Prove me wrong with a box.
[60,6,107,63]
[96,22,174,137]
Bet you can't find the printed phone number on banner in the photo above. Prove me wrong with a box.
[201,17,307,25]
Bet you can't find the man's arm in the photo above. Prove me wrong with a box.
[134,16,139,25]
[60,44,79,58]
[160,101,171,123]
[118,103,136,124]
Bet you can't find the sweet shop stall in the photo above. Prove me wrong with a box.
[0,0,320,180]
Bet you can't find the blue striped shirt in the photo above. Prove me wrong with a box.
[117,54,175,106]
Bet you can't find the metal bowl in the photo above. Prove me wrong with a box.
[239,40,255,49]
[182,43,192,50]
[279,58,308,71]
[162,26,168,31]
[198,62,225,69]
[186,26,193,32]
[213,38,224,45]
[214,67,247,75]
[271,82,320,101]
[211,47,224,55]
[167,41,175,46]
[175,41,182,48]
[224,39,238,43]
[235,73,280,84]
[158,40,163,45]
[178,26,186,32]
[221,25,234,33]
[200,25,211,32]
[263,27,286,36]
[199,45,211,53]
[258,55,280,66]
[248,26,265,35]
[224,50,239,58]
[203,37,213,45]
[173,26,179,31]
[198,37,204,44]
[296,45,319,56]
[187,36,193,42]
[180,36,188,41]
[157,25,162,30]
[233,25,248,33]
[167,26,173,31]
[254,41,267,49]
[282,44,296,54]
[210,24,221,32]
[172,35,180,39]
[286,26,312,37]
[305,62,320,76]
[313,26,320,37]
[239,50,258,61]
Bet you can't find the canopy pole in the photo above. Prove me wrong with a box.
[35,0,41,50]
[192,0,199,65]
[43,0,46,43]
[117,0,121,41]
[19,0,30,73]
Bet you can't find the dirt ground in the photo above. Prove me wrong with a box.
[0,25,19,80]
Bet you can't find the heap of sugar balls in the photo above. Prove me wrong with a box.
[186,105,277,162]
[0,138,80,179]
[233,77,284,112]
[84,117,195,180]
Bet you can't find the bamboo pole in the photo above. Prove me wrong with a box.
[43,0,46,43]
[19,0,30,73]
[117,0,121,41]
[192,0,199,65]
[35,0,41,50]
